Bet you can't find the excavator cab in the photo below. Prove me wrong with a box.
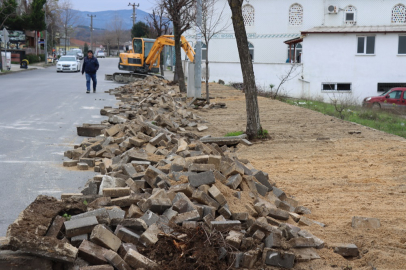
[118,38,160,74]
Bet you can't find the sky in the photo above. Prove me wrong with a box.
[69,0,156,13]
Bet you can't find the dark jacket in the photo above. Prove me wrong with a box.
[82,56,99,74]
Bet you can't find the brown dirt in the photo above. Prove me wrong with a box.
[195,84,406,270]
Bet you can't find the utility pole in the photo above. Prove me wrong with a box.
[88,14,96,51]
[44,3,47,65]
[128,2,139,26]
[194,0,202,98]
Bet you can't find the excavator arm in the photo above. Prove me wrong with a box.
[144,35,195,70]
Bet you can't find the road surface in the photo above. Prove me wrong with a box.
[0,58,122,236]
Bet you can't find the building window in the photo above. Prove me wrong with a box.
[289,4,303,26]
[322,83,352,91]
[194,43,207,61]
[344,5,357,25]
[377,82,406,92]
[399,36,406,54]
[392,4,406,24]
[242,4,255,27]
[357,36,375,54]
[287,43,302,62]
[248,42,254,61]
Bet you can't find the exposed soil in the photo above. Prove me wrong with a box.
[195,84,406,270]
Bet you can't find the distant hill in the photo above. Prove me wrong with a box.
[74,9,151,30]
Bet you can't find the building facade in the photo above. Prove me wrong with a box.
[183,0,406,103]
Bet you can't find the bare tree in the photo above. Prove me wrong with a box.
[161,0,195,92]
[197,0,230,103]
[272,63,300,99]
[147,5,170,76]
[59,0,80,54]
[0,0,16,29]
[227,0,262,139]
[109,13,124,56]
[101,30,114,56]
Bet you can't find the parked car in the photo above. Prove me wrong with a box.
[362,87,406,110]
[70,49,84,60]
[96,51,105,58]
[56,56,81,72]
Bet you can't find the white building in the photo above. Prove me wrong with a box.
[183,0,406,103]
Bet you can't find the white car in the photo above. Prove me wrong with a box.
[56,56,81,72]
[96,51,105,58]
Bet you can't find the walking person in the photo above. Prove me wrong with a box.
[81,50,99,93]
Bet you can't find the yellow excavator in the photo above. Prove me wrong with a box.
[111,35,195,83]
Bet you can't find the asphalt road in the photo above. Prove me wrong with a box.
[0,57,122,236]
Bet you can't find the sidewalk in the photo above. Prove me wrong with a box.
[0,62,52,75]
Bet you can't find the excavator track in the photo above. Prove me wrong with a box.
[109,72,163,84]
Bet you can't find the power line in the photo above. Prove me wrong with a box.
[87,14,96,51]
[128,3,140,26]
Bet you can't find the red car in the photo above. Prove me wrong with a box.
[362,87,406,110]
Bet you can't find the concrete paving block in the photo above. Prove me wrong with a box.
[140,210,160,226]
[264,233,283,248]
[182,221,198,229]
[292,248,321,262]
[226,174,243,190]
[71,208,110,225]
[211,220,241,231]
[115,218,147,231]
[71,234,88,247]
[46,215,65,238]
[253,230,266,241]
[78,163,89,170]
[288,237,316,248]
[213,170,227,184]
[63,160,78,167]
[241,250,260,268]
[104,250,131,270]
[231,212,249,221]
[226,230,244,249]
[102,188,131,198]
[78,240,109,265]
[118,243,138,259]
[80,158,96,167]
[65,216,99,238]
[188,171,216,187]
[127,204,144,218]
[351,216,381,229]
[295,205,312,214]
[192,189,220,209]
[298,230,325,249]
[334,243,359,257]
[227,252,243,269]
[116,227,140,245]
[139,224,161,247]
[253,171,273,192]
[124,248,158,269]
[107,208,126,220]
[172,210,200,224]
[189,163,215,172]
[90,225,121,252]
[169,183,195,197]
[264,249,295,269]
[268,208,290,220]
[218,206,232,219]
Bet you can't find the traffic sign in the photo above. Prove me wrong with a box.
[2,28,9,44]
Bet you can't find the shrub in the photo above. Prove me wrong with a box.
[218,79,225,85]
[24,54,45,64]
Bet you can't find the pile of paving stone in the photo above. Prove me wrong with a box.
[0,76,362,270]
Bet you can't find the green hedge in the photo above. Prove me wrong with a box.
[24,54,45,64]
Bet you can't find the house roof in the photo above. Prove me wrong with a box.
[284,36,304,45]
[301,25,406,34]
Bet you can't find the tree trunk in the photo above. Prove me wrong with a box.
[173,24,186,92]
[228,0,261,139]
[206,45,209,103]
